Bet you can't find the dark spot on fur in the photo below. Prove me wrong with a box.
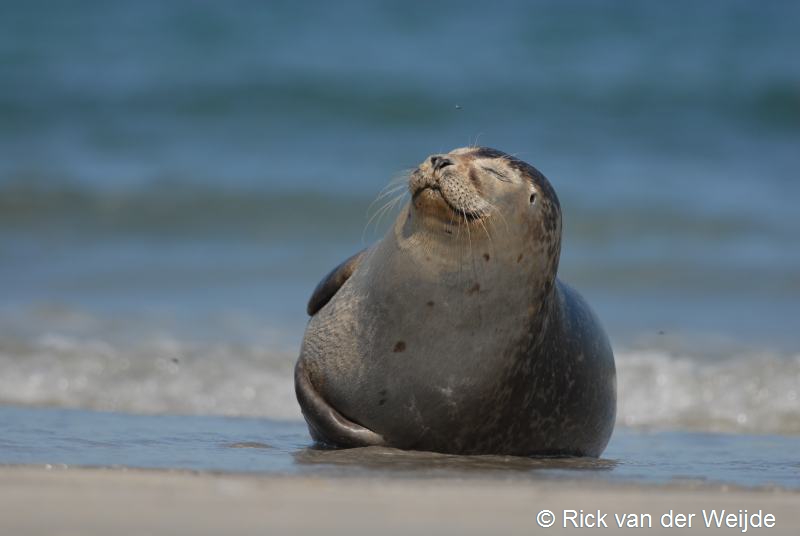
[379,389,387,396]
[467,283,480,295]
[393,341,406,353]
[543,280,553,294]
[483,253,490,261]
[517,253,523,263]
[543,209,558,233]
[426,301,435,307]
[378,399,387,406]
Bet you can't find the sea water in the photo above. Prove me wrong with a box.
[1,406,799,489]
[1,0,799,488]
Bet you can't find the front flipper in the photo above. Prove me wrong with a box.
[295,359,385,447]
[307,249,368,316]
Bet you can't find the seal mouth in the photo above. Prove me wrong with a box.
[294,360,386,448]
[411,185,483,222]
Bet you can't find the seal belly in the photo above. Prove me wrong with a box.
[300,246,527,451]
[297,252,616,456]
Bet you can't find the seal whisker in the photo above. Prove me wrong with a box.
[367,170,412,210]
[456,208,468,298]
[364,182,408,236]
[461,206,484,326]
[447,208,457,235]
[452,201,464,242]
[461,207,477,276]
[363,202,391,242]
[468,133,484,149]
[482,199,510,236]
[389,168,415,186]
[374,191,407,231]
[378,192,407,231]
[368,182,408,209]
[376,181,408,197]
[363,191,407,242]
[476,214,493,248]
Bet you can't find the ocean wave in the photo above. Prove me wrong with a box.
[1,331,798,435]
[617,349,800,435]
[0,182,373,238]
[0,332,301,420]
[1,181,793,244]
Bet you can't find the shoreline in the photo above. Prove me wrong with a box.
[2,466,798,535]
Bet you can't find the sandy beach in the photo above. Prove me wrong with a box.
[1,466,797,535]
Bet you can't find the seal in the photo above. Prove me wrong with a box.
[295,147,616,457]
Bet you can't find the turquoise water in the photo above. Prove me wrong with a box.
[2,0,798,344]
[1,1,799,483]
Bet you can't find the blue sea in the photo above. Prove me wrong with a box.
[1,0,799,488]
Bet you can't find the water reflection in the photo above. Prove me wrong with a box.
[293,445,617,478]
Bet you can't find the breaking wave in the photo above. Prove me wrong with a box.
[1,329,798,435]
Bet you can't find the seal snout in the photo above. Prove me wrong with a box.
[409,166,439,196]
[409,155,487,223]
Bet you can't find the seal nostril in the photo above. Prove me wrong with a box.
[430,155,453,172]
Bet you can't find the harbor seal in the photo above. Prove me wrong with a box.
[295,147,616,457]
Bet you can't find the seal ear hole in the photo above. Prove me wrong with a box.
[529,192,537,205]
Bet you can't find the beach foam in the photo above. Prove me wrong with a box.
[0,332,301,420]
[617,348,800,434]
[1,330,798,435]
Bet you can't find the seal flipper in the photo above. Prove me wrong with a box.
[295,359,386,447]
[307,249,367,316]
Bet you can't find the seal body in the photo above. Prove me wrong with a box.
[296,147,616,457]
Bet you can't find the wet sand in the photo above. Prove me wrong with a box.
[1,466,798,535]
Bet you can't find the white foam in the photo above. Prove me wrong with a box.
[1,333,798,435]
[617,348,800,434]
[0,333,302,420]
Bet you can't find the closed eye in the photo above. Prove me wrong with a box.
[481,166,510,182]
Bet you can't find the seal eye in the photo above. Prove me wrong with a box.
[481,166,509,181]
[529,192,537,205]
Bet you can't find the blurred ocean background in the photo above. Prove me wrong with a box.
[1,0,799,479]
